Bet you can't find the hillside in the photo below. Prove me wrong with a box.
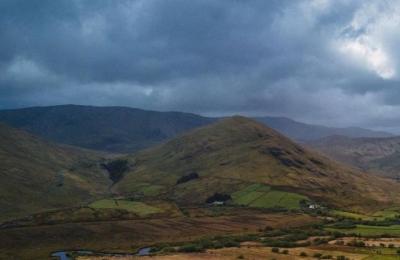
[309,135,400,179]
[114,117,400,212]
[0,105,390,154]
[0,105,215,153]
[255,116,392,141]
[0,123,110,221]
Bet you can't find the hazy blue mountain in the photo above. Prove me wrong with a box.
[0,105,391,153]
[0,105,216,153]
[255,116,392,141]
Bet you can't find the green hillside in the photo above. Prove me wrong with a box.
[0,123,111,221]
[114,117,400,212]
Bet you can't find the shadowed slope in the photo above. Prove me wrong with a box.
[0,123,110,221]
[0,105,216,153]
[309,135,400,179]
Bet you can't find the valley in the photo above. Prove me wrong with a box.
[2,113,400,259]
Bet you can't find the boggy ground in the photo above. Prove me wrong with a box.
[77,245,367,260]
[0,211,315,260]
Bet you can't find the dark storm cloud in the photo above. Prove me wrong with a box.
[1,0,400,131]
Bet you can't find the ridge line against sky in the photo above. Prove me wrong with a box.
[1,0,400,131]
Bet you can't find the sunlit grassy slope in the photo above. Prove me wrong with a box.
[89,199,162,216]
[231,184,308,209]
[114,116,400,212]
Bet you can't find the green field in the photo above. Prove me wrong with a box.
[231,184,308,209]
[89,199,163,216]
[331,208,400,221]
[327,224,400,236]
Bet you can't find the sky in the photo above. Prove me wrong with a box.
[1,0,400,131]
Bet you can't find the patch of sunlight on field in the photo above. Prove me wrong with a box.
[231,184,308,209]
[332,208,400,221]
[327,225,400,236]
[89,199,162,216]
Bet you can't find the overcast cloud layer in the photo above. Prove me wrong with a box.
[1,0,400,131]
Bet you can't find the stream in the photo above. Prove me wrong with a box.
[51,247,151,259]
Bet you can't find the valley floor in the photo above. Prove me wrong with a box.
[0,211,314,259]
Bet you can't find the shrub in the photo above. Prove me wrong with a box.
[176,172,199,184]
[313,253,323,258]
[271,247,280,253]
[205,193,231,203]
[179,244,203,252]
[300,252,308,257]
[101,159,129,183]
[346,240,365,247]
[281,249,289,254]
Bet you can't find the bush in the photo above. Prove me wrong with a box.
[300,252,308,257]
[179,244,204,252]
[334,240,344,245]
[101,159,129,183]
[176,172,199,184]
[205,193,231,203]
[313,253,323,258]
[346,240,365,247]
[271,247,280,253]
[281,249,289,254]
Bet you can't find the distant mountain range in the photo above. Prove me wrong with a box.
[309,135,400,179]
[255,116,392,141]
[0,105,215,153]
[0,105,392,153]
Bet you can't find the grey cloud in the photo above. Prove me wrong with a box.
[1,0,400,131]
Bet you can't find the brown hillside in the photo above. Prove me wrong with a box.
[114,117,400,212]
[0,123,110,221]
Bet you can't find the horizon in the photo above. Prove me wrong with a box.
[2,1,400,132]
[0,103,397,134]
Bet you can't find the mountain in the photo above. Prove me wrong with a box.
[0,105,216,153]
[0,123,110,221]
[309,135,400,179]
[113,116,400,212]
[0,105,390,154]
[255,116,392,141]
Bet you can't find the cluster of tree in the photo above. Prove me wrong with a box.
[176,172,199,184]
[101,159,129,183]
[205,193,231,203]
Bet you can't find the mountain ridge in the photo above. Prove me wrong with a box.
[309,135,400,179]
[0,105,392,153]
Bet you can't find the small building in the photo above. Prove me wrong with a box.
[211,201,225,206]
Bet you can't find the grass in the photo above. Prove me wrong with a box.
[231,184,308,209]
[89,199,163,216]
[327,224,400,236]
[0,212,317,259]
[331,208,400,221]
